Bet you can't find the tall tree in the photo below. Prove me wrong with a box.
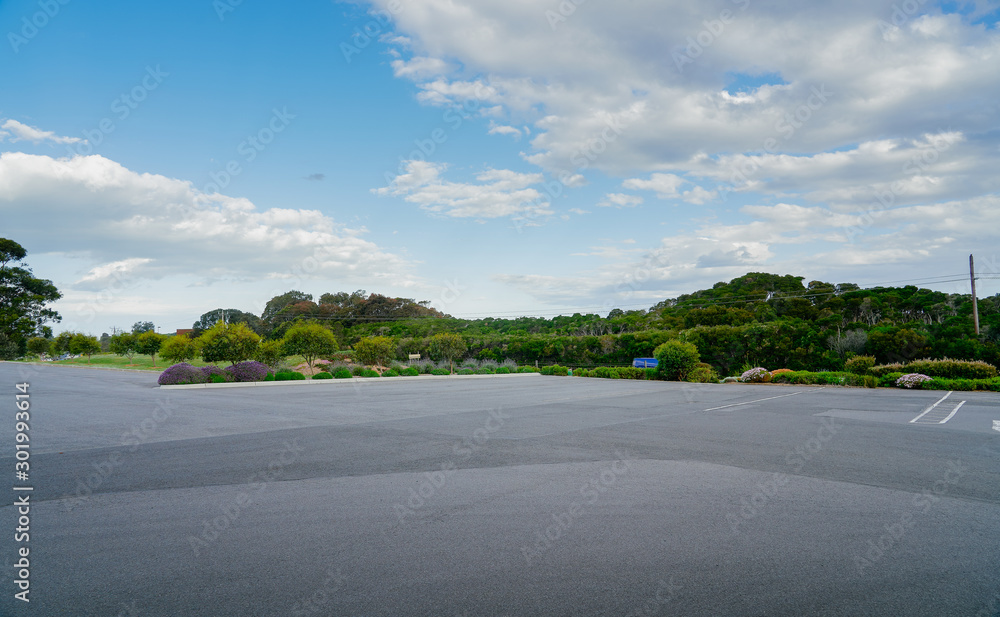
[132,321,156,334]
[0,238,62,359]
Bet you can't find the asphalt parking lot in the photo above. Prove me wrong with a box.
[2,362,999,616]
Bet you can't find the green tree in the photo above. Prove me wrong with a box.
[198,321,261,365]
[654,340,701,381]
[52,331,75,355]
[429,332,466,374]
[132,321,155,334]
[26,336,51,357]
[281,323,338,371]
[135,331,166,366]
[0,239,62,358]
[160,335,199,365]
[254,339,287,370]
[353,335,396,371]
[69,333,101,363]
[110,332,140,364]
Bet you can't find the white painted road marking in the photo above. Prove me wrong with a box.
[910,392,952,424]
[703,390,811,412]
[939,400,965,424]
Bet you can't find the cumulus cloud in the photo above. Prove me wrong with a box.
[598,193,643,208]
[0,152,419,291]
[1,119,84,145]
[373,160,554,219]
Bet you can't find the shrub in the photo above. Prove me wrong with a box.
[429,333,467,373]
[359,369,380,378]
[402,367,419,377]
[430,368,451,376]
[516,366,540,373]
[384,369,400,377]
[870,363,907,377]
[353,336,396,369]
[844,355,877,375]
[351,365,368,376]
[313,372,333,380]
[878,372,905,387]
[615,367,647,380]
[644,368,659,380]
[334,368,353,379]
[770,368,794,376]
[905,358,997,380]
[264,372,275,381]
[500,359,518,372]
[157,363,210,386]
[740,367,772,383]
[654,340,700,381]
[475,366,497,374]
[201,365,230,381]
[896,373,932,389]
[496,366,511,374]
[275,370,306,381]
[225,361,270,383]
[281,323,339,371]
[458,368,475,375]
[687,367,718,383]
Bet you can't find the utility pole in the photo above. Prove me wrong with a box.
[970,254,980,336]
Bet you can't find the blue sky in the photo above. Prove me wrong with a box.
[2,0,999,335]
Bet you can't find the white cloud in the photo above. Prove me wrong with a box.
[0,152,418,291]
[488,124,522,140]
[374,160,553,219]
[1,119,83,145]
[598,193,643,208]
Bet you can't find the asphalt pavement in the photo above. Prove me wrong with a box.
[1,362,999,616]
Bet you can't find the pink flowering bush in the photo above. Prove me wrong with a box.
[740,367,772,383]
[896,373,932,389]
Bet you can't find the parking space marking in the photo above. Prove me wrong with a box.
[938,400,965,424]
[910,392,952,424]
[910,392,969,425]
[703,390,811,412]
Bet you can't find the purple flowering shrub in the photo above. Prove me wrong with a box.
[225,361,270,383]
[158,363,210,386]
[201,365,231,382]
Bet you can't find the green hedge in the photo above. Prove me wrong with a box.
[334,368,352,379]
[275,370,306,381]
[871,358,997,379]
[312,372,333,379]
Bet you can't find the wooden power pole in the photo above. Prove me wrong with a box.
[970,254,980,336]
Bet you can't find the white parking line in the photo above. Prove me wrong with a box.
[702,390,811,412]
[910,391,952,423]
[939,400,965,424]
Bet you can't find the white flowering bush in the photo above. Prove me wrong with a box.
[896,373,932,389]
[740,367,771,383]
